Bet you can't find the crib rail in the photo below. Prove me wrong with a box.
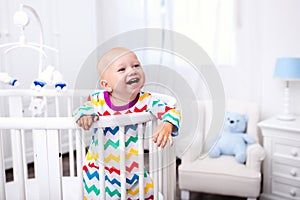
[0,114,176,200]
[0,117,83,200]
[0,89,90,172]
[0,89,177,200]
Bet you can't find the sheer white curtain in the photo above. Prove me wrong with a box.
[144,0,237,66]
[172,0,237,67]
[98,0,237,67]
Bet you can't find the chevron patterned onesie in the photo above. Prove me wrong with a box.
[74,90,181,200]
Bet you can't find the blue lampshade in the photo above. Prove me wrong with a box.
[274,57,300,80]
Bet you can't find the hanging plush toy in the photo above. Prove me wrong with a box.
[28,96,46,117]
[0,72,19,86]
[31,65,54,90]
[31,65,67,91]
[52,70,67,91]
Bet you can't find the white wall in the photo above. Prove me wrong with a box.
[1,0,300,119]
[260,0,300,119]
[207,0,300,120]
[218,0,263,104]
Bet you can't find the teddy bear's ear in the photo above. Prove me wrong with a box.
[243,115,248,123]
[225,112,230,118]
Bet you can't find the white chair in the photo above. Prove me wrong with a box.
[178,99,265,200]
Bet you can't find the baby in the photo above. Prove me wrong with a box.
[74,47,181,200]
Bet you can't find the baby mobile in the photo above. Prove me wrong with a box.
[0,4,67,91]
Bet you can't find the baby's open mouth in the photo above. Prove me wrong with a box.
[126,78,140,85]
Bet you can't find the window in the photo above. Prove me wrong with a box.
[144,0,236,67]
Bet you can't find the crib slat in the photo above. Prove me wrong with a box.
[68,130,75,177]
[8,96,26,200]
[97,129,105,200]
[21,129,28,180]
[75,130,83,198]
[80,129,86,175]
[148,121,154,179]
[44,97,48,117]
[151,120,159,200]
[162,147,168,200]
[158,147,163,194]
[67,97,75,177]
[33,130,50,199]
[74,130,82,179]
[10,130,26,197]
[138,124,144,200]
[169,147,176,199]
[55,96,60,117]
[47,129,63,199]
[119,126,126,200]
[0,130,6,200]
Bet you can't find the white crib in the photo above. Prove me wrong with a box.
[0,89,177,200]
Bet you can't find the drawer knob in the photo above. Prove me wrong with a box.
[290,189,296,197]
[290,169,297,177]
[291,149,298,157]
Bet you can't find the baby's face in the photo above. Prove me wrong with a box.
[101,51,145,100]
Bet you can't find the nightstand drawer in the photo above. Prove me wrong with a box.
[273,161,300,181]
[272,179,300,199]
[273,139,300,160]
[259,117,300,199]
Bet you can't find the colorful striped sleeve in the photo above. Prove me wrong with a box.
[148,94,181,135]
[73,94,97,122]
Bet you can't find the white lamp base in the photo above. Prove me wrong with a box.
[277,81,295,121]
[277,114,295,121]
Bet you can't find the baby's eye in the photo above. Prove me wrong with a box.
[118,67,126,72]
[133,64,140,68]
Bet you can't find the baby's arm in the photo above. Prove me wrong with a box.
[153,121,176,148]
[148,94,181,148]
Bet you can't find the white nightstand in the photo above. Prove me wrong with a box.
[258,117,300,200]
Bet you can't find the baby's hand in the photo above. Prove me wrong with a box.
[77,115,99,131]
[153,122,174,148]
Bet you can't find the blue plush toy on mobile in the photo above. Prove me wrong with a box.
[209,112,255,163]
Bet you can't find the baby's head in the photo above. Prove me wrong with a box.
[97,47,145,101]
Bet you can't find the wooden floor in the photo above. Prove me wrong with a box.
[5,152,245,200]
[5,151,77,182]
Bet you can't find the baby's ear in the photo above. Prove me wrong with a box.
[100,80,112,92]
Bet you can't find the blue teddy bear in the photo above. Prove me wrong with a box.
[209,112,255,163]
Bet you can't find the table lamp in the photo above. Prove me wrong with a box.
[274,57,300,121]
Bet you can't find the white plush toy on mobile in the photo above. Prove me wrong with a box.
[31,65,54,90]
[0,72,19,86]
[31,65,67,91]
[28,96,46,117]
[52,70,67,91]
